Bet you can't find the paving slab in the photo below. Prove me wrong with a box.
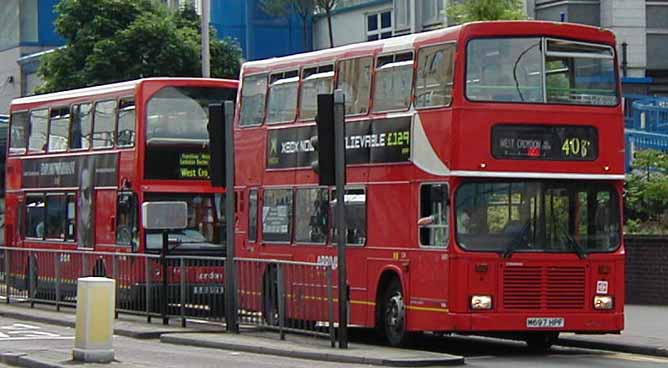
[161,332,464,367]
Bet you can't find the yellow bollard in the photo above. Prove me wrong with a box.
[72,277,115,363]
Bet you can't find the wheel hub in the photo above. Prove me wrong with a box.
[386,292,405,331]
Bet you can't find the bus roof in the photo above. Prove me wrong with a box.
[242,21,615,74]
[11,77,238,109]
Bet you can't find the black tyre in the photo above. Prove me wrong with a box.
[525,332,559,351]
[380,278,412,347]
[262,266,279,326]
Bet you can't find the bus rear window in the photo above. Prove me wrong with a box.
[466,37,617,106]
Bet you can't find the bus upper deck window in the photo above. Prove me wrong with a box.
[93,100,116,149]
[266,70,299,124]
[48,107,70,153]
[373,52,414,112]
[300,65,334,121]
[240,74,268,126]
[70,103,92,150]
[337,56,373,115]
[117,98,136,147]
[415,44,455,108]
[27,109,48,154]
[9,111,29,155]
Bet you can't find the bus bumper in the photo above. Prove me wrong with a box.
[450,311,624,333]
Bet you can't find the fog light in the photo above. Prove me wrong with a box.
[470,295,493,310]
[594,296,614,310]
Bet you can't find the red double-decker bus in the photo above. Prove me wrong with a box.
[233,21,624,348]
[4,78,237,309]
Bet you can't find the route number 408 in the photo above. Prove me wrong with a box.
[561,137,592,158]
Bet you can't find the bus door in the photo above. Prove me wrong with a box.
[94,189,117,247]
[412,183,450,328]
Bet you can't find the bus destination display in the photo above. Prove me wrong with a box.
[492,125,598,161]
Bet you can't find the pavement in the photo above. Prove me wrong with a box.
[0,302,667,367]
[0,302,463,367]
[558,305,668,357]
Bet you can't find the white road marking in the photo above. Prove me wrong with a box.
[0,323,72,341]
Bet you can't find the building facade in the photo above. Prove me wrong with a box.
[0,0,62,115]
[313,0,447,50]
[0,0,310,114]
[528,0,668,95]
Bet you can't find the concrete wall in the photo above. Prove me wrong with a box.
[625,236,668,305]
[0,49,21,115]
[600,0,646,78]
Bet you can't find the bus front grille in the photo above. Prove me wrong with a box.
[503,266,585,310]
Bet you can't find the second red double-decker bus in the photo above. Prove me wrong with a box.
[5,78,237,312]
[233,21,624,348]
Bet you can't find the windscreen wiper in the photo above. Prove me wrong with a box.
[512,42,540,102]
[560,227,587,259]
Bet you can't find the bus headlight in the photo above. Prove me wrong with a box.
[470,295,493,310]
[594,296,614,310]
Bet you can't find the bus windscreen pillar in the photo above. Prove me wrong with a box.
[73,277,116,363]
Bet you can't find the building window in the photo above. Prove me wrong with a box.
[394,0,410,32]
[367,10,393,41]
[422,0,444,27]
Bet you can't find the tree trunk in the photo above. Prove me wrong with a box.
[326,9,334,48]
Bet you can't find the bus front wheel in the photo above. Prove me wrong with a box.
[381,278,412,347]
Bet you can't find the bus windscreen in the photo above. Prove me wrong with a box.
[144,86,236,180]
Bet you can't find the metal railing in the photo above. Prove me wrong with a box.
[0,246,337,345]
[235,258,336,343]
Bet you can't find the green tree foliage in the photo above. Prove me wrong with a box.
[625,149,668,234]
[36,0,241,94]
[447,0,527,24]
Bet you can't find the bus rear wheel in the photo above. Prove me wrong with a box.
[381,278,412,347]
